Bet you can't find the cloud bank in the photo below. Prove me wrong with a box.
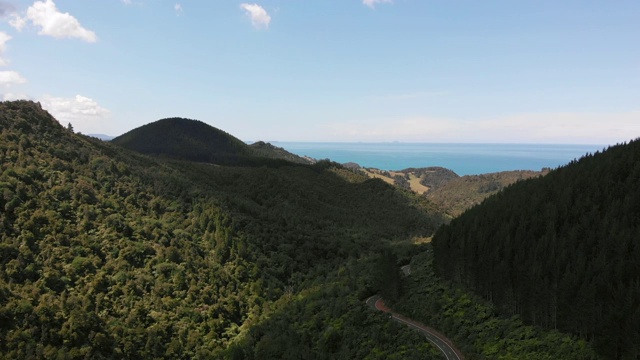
[324,111,640,144]
[12,0,97,42]
[40,95,110,124]
[240,3,271,29]
[0,70,26,86]
[2,92,29,101]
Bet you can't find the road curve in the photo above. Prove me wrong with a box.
[366,294,463,360]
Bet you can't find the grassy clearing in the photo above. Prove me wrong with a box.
[407,174,430,194]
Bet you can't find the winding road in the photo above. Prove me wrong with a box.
[366,265,464,360]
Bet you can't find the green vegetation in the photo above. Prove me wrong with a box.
[403,167,459,190]
[433,140,640,359]
[111,117,251,163]
[0,100,444,358]
[227,257,444,360]
[355,165,548,218]
[392,249,598,359]
[2,100,631,359]
[426,170,549,217]
[248,141,311,164]
[111,117,306,166]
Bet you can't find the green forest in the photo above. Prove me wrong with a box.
[1,100,634,359]
[433,139,640,359]
[0,101,446,358]
[392,249,597,359]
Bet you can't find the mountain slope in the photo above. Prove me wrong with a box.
[433,139,640,359]
[111,117,253,164]
[0,101,446,359]
[426,169,549,217]
[248,141,312,164]
[351,165,548,217]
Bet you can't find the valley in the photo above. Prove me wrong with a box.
[1,100,636,359]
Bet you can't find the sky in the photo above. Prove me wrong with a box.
[0,0,638,144]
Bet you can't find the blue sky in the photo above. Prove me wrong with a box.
[0,0,638,143]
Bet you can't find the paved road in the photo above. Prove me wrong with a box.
[401,264,411,276]
[366,294,463,360]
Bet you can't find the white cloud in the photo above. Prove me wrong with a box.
[0,2,26,31]
[363,0,393,9]
[21,0,97,42]
[40,95,110,124]
[0,70,26,86]
[8,13,26,30]
[174,3,183,15]
[121,0,132,4]
[323,111,640,144]
[240,3,271,29]
[0,32,11,66]
[3,92,29,101]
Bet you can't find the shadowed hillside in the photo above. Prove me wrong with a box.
[433,139,640,359]
[112,118,307,166]
[112,117,250,163]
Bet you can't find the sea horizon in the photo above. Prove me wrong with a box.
[267,141,608,176]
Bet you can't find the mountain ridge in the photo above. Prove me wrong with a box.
[433,138,640,358]
[0,100,448,358]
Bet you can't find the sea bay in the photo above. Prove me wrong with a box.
[275,142,607,176]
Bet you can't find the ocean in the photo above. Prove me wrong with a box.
[274,142,607,176]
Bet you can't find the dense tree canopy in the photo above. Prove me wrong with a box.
[1,100,615,359]
[433,139,640,359]
[0,100,444,359]
[392,249,597,360]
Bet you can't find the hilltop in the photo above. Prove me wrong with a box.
[111,117,308,166]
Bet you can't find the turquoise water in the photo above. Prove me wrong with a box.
[275,142,606,176]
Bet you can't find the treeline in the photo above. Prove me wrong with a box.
[433,139,640,359]
[392,249,597,359]
[0,101,445,358]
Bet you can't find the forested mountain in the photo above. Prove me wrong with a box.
[433,139,640,359]
[111,117,306,166]
[0,101,446,359]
